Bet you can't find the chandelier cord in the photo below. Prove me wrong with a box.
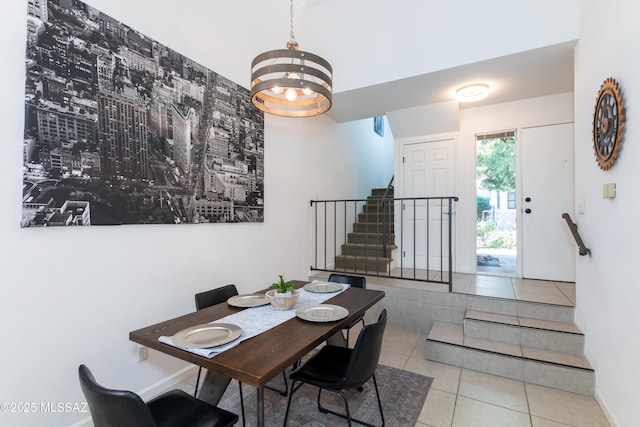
[289,0,296,45]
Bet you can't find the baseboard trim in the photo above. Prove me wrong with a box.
[137,365,198,401]
[594,386,620,427]
[68,414,93,427]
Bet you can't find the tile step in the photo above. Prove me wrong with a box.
[463,293,576,323]
[425,321,595,395]
[464,310,585,355]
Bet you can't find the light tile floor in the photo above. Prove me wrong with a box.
[383,326,610,427]
[324,270,577,307]
[170,274,603,426]
[173,324,609,427]
[450,273,575,306]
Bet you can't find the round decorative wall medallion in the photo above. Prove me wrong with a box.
[593,78,626,170]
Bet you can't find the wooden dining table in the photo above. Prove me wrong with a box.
[129,280,385,426]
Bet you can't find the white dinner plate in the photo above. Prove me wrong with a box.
[173,323,242,348]
[303,282,344,293]
[296,304,349,322]
[227,294,270,308]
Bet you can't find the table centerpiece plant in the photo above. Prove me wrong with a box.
[266,275,300,310]
[271,274,294,295]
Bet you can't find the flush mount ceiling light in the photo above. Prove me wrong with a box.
[250,0,333,118]
[455,83,489,103]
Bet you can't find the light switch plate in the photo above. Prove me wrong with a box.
[603,183,616,198]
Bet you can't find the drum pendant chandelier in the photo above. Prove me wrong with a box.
[250,0,332,118]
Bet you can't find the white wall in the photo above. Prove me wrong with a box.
[334,117,395,195]
[310,117,395,271]
[574,0,640,425]
[0,1,390,425]
[392,94,574,274]
[387,101,460,140]
[301,0,581,92]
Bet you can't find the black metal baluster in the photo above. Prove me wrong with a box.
[333,200,338,270]
[439,199,443,282]
[413,199,416,280]
[400,199,404,278]
[343,201,347,271]
[426,198,430,280]
[324,202,327,271]
[448,198,454,292]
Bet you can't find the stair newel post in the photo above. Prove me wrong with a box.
[324,201,327,272]
[439,198,443,280]
[413,198,417,279]
[333,200,337,271]
[353,200,358,273]
[448,197,454,293]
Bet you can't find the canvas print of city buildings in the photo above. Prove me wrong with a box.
[23,0,264,227]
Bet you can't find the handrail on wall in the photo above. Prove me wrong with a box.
[382,175,394,199]
[562,213,591,257]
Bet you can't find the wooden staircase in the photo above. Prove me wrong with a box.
[334,187,397,273]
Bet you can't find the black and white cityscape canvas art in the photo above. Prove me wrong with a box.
[23,0,264,227]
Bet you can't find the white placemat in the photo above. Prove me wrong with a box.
[159,282,348,358]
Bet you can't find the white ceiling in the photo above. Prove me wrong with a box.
[326,41,576,123]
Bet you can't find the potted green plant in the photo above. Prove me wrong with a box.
[265,275,299,310]
[271,274,294,295]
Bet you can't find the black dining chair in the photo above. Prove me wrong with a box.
[195,285,239,313]
[283,309,387,427]
[78,364,238,427]
[194,284,290,426]
[194,285,245,424]
[328,273,367,345]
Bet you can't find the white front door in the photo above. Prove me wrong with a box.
[521,123,575,282]
[402,139,455,270]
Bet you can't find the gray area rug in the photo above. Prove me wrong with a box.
[217,364,433,426]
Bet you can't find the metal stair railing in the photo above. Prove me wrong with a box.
[310,194,459,291]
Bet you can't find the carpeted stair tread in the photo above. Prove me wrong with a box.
[332,186,396,275]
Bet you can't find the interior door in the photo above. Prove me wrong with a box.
[521,123,575,282]
[402,139,454,270]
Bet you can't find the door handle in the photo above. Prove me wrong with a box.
[525,208,532,214]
